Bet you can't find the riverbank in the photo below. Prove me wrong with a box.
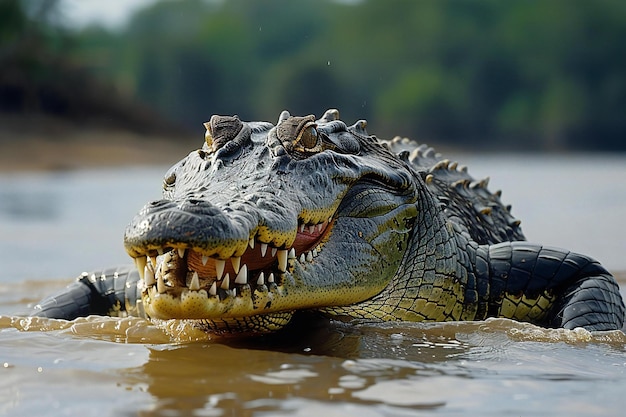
[0,133,196,172]
[0,115,197,172]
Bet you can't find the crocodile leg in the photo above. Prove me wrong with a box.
[29,266,143,320]
[480,242,625,330]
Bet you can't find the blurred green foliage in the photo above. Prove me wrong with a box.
[4,0,626,150]
[0,0,181,135]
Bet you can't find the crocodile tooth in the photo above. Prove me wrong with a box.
[231,257,241,274]
[157,275,167,294]
[260,243,268,257]
[317,223,324,233]
[308,225,316,234]
[144,265,156,287]
[162,252,172,263]
[209,281,217,296]
[163,272,175,285]
[215,259,225,280]
[235,264,248,285]
[271,247,277,257]
[177,248,186,258]
[257,272,265,286]
[288,248,296,259]
[312,249,318,257]
[135,257,147,279]
[189,272,200,291]
[221,273,230,290]
[249,238,255,249]
[306,252,313,262]
[149,256,157,267]
[201,255,209,266]
[268,273,275,283]
[299,253,306,263]
[299,224,305,233]
[277,250,288,272]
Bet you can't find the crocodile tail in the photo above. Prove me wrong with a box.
[29,266,142,320]
[547,263,625,330]
[481,242,625,331]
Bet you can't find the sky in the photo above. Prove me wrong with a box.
[59,0,158,29]
[56,0,358,29]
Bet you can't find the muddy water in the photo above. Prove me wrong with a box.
[1,155,626,416]
[1,309,625,416]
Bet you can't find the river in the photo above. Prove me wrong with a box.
[1,154,625,416]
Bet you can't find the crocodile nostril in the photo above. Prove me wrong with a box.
[149,200,171,208]
[177,199,220,214]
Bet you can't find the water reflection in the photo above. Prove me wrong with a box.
[109,318,626,416]
[120,335,451,415]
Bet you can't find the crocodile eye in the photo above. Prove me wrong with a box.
[163,170,176,196]
[203,115,243,152]
[163,171,176,188]
[276,114,327,158]
[295,122,319,150]
[162,160,182,197]
[203,122,213,149]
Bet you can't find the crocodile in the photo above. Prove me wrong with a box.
[30,109,625,334]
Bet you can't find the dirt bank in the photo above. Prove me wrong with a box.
[0,115,198,172]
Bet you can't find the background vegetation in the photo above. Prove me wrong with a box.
[2,0,625,151]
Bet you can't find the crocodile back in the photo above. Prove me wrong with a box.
[386,137,525,245]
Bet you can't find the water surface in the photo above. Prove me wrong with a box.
[1,155,625,416]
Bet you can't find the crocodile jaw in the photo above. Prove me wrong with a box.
[134,218,335,321]
[129,202,417,333]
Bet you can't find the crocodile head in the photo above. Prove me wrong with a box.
[124,109,419,333]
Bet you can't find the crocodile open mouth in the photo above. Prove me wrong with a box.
[132,218,333,320]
